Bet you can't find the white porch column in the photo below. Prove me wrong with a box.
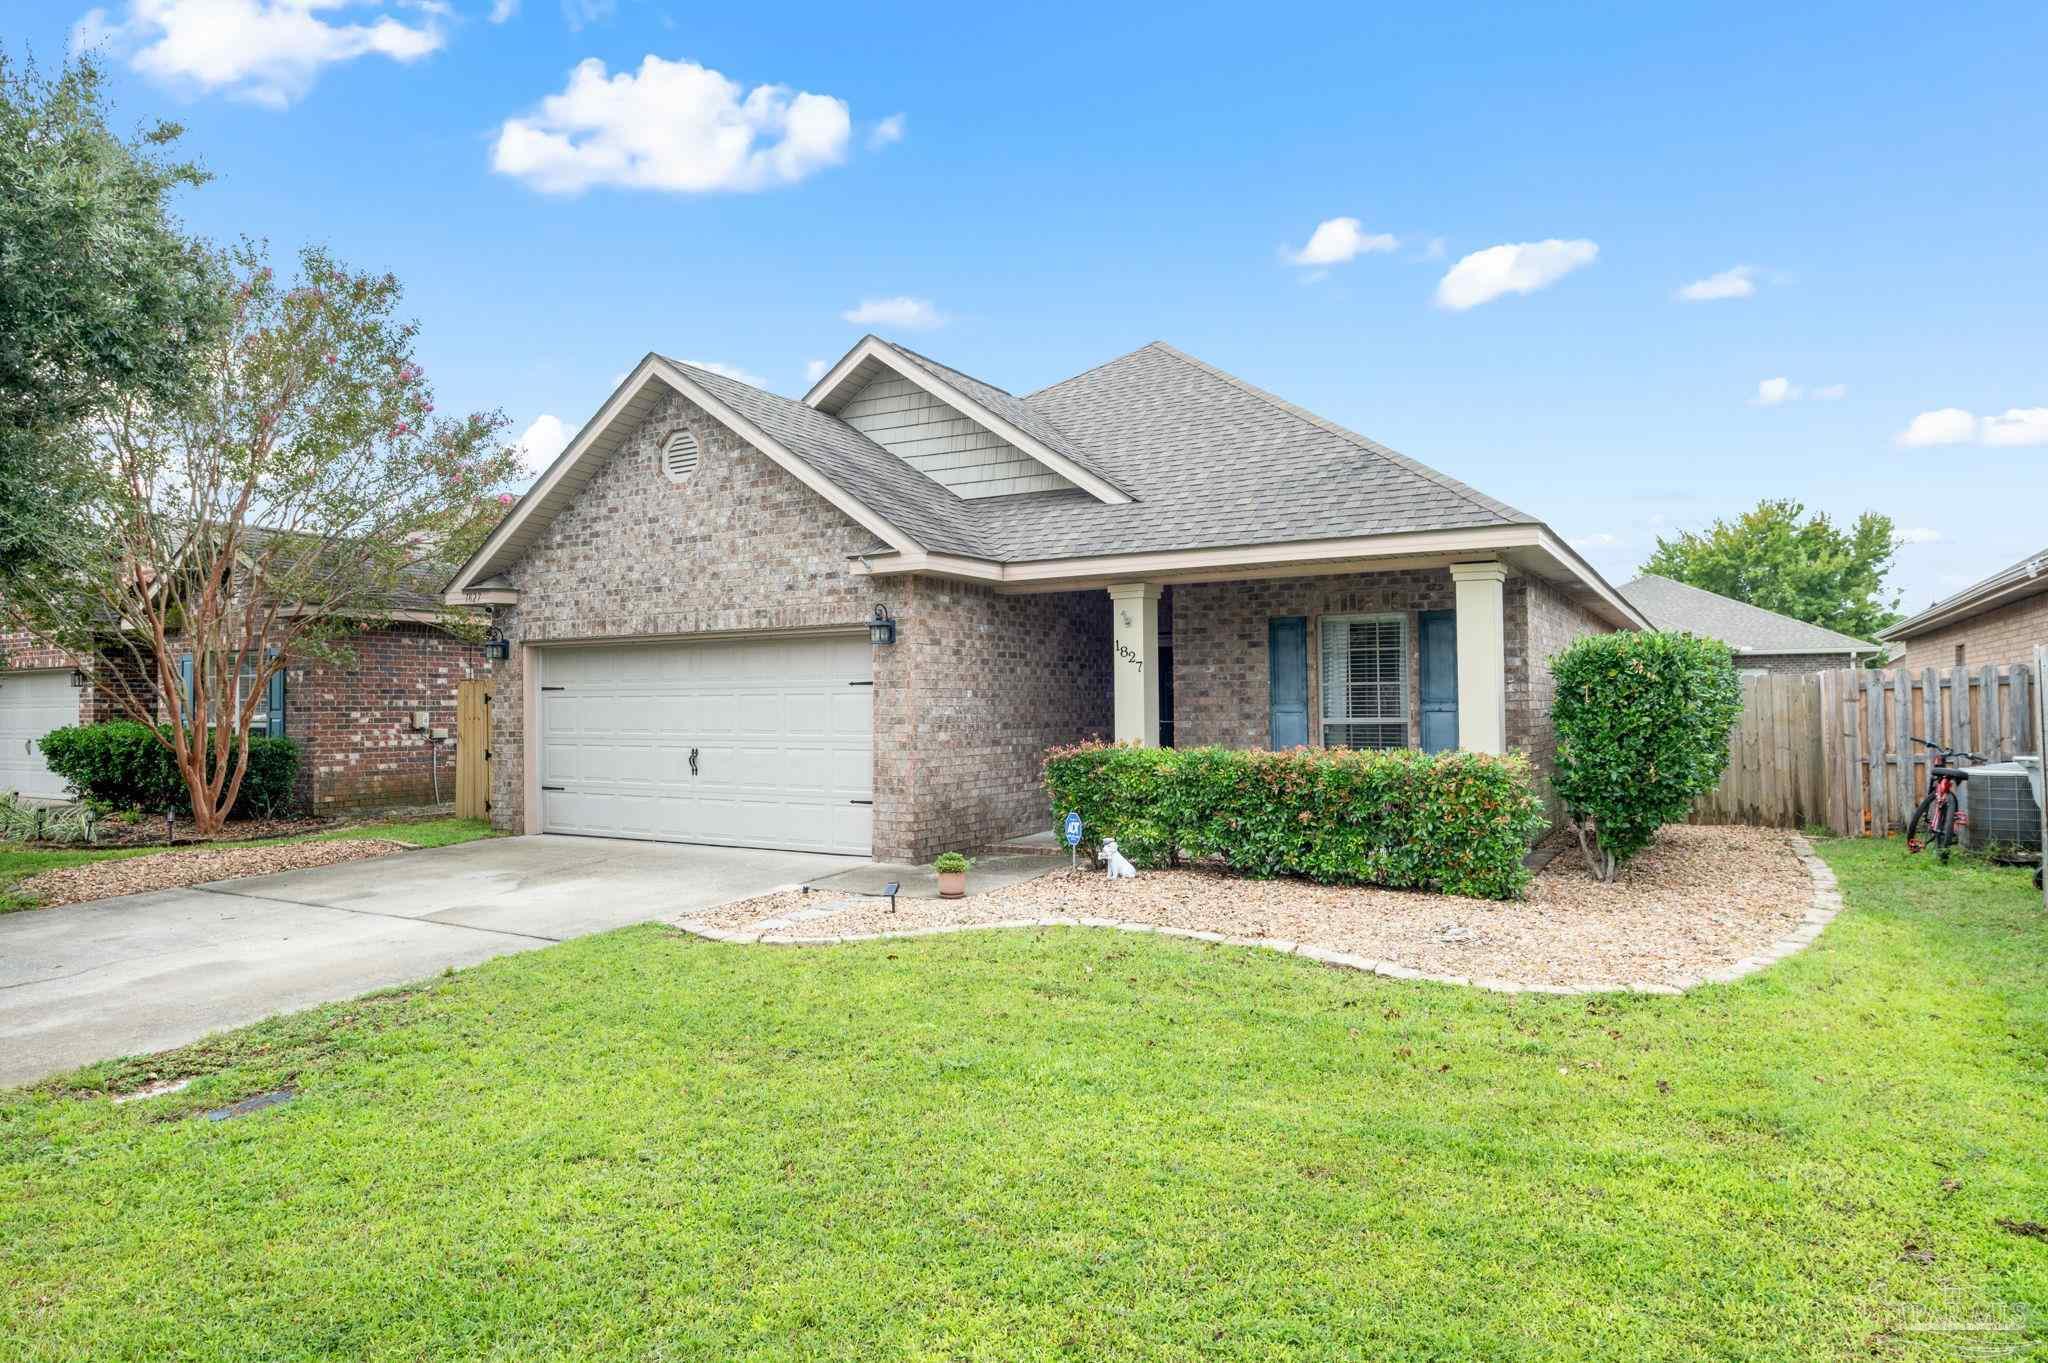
[1107,582,1161,745]
[1448,561,1509,755]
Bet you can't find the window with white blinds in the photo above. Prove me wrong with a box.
[1320,614,1408,750]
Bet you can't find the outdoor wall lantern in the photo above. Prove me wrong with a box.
[481,627,511,662]
[868,605,897,647]
[68,668,87,687]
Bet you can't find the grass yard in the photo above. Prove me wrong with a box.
[3,837,2045,1360]
[0,816,498,912]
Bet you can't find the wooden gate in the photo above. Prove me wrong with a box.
[455,679,492,820]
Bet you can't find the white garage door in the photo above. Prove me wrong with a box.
[0,669,79,801]
[537,634,873,855]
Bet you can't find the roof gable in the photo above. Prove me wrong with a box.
[835,364,1076,499]
[804,337,1131,505]
[1619,574,1875,654]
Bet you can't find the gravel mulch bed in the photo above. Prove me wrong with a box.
[26,815,341,850]
[16,840,410,908]
[688,824,1817,989]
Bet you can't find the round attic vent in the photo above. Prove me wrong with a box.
[662,429,699,482]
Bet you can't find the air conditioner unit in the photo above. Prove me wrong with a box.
[1963,757,2043,856]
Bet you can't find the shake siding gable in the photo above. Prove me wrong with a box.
[838,372,1075,499]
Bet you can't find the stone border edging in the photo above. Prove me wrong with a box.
[671,835,1842,997]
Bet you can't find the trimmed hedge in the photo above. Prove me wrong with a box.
[1551,630,1744,879]
[36,722,301,818]
[1044,743,1547,900]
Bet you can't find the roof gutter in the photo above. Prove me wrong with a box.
[1880,555,2048,640]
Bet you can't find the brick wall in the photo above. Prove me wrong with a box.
[1506,574,1614,816]
[1896,591,2048,671]
[872,578,1111,860]
[0,629,157,726]
[1172,569,1456,750]
[1732,651,1859,677]
[290,623,478,812]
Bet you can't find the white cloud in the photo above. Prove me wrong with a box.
[492,56,852,195]
[514,413,569,477]
[1417,236,1447,262]
[1569,532,1620,549]
[1434,239,1598,310]
[489,0,518,21]
[559,0,612,29]
[1286,217,1398,268]
[675,358,766,387]
[72,0,444,108]
[1676,265,1758,302]
[1896,527,1944,545]
[804,358,830,383]
[1752,377,1848,406]
[841,296,944,330]
[1981,407,2048,447]
[868,113,906,149]
[1896,408,1981,447]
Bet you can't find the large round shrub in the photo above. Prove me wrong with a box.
[1551,631,1744,880]
[35,721,301,818]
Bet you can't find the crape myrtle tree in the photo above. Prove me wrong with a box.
[1,243,522,832]
[0,51,223,585]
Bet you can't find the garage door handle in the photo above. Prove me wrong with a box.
[689,747,699,776]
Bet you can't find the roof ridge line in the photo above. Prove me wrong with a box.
[1143,342,1532,527]
[879,339,1017,397]
[1021,340,1171,401]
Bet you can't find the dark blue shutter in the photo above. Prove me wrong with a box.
[1267,617,1309,749]
[266,658,286,738]
[1419,610,1459,753]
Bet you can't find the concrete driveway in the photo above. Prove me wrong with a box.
[0,836,859,1086]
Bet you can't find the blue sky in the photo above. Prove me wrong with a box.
[19,0,2047,612]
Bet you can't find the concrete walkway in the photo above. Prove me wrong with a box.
[0,836,858,1087]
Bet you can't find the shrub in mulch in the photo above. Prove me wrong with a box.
[1044,742,1547,901]
[36,721,301,819]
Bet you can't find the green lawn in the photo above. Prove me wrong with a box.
[0,816,499,912]
[3,837,2044,1361]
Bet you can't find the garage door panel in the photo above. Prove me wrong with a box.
[538,635,871,855]
[0,669,76,800]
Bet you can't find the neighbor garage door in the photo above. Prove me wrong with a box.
[537,634,873,855]
[0,669,78,801]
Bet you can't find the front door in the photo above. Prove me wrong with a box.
[1268,617,1308,748]
[1419,610,1458,753]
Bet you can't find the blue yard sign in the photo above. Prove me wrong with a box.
[1063,811,1083,846]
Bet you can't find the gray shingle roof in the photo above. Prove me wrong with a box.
[665,343,1537,564]
[1619,574,1874,654]
[666,359,986,557]
[1880,544,2048,639]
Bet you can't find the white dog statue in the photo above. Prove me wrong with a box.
[1101,838,1138,880]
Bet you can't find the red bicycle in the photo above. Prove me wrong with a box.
[1905,736,1984,863]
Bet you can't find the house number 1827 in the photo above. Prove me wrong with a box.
[1115,641,1143,670]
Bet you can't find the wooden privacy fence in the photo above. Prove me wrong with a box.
[1692,665,2038,836]
[455,679,492,820]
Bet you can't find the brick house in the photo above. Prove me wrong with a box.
[0,588,484,813]
[1879,547,2048,671]
[445,338,1645,862]
[1618,574,1877,675]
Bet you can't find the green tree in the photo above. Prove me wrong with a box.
[0,51,222,583]
[1,244,522,832]
[1641,498,1903,644]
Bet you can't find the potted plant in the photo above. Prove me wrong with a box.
[933,851,971,899]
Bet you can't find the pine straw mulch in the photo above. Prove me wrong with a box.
[28,815,341,849]
[689,824,1816,990]
[16,840,411,909]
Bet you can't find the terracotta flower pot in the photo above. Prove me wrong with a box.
[937,869,967,899]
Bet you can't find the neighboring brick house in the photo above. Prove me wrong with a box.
[1879,547,2048,671]
[1,603,486,813]
[1618,574,1878,676]
[446,338,1641,861]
